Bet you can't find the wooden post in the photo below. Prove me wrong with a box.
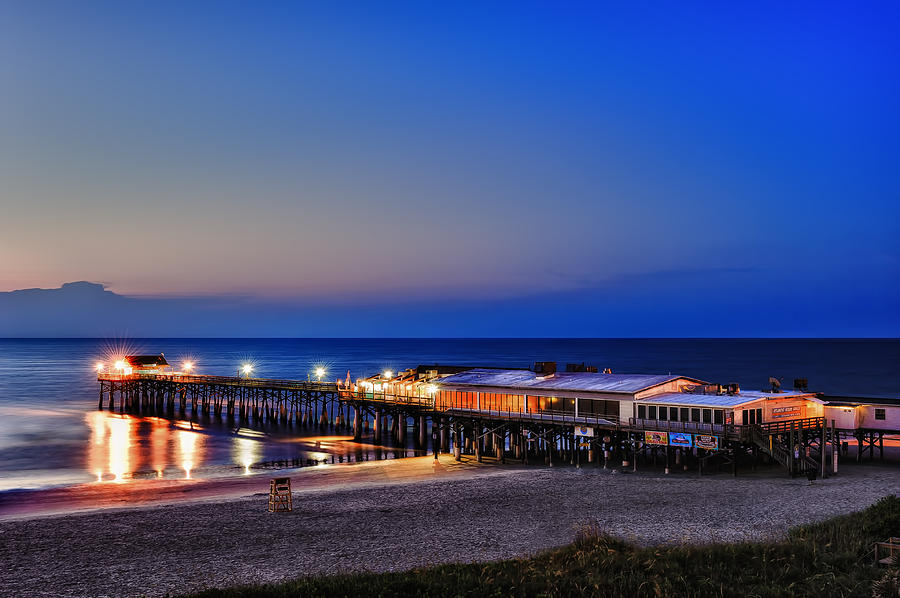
[475,424,482,462]
[831,419,838,475]
[820,420,827,479]
[547,430,553,467]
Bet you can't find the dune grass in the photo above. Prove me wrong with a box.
[186,494,900,598]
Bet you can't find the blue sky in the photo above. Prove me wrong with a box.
[1,2,898,335]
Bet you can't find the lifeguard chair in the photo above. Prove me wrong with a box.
[268,477,292,512]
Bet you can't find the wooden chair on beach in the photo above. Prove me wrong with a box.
[268,477,292,512]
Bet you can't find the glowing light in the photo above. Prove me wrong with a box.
[115,360,126,371]
[182,361,194,372]
[383,370,393,379]
[178,430,198,479]
[234,437,260,475]
[315,367,326,380]
[95,362,104,372]
[426,384,438,395]
[107,417,132,482]
[242,364,253,376]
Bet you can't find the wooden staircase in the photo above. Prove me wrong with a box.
[749,417,825,476]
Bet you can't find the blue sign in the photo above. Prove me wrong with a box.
[668,432,693,448]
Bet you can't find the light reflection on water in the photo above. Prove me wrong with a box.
[85,412,213,482]
[70,410,408,488]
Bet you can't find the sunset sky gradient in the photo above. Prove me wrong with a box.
[2,2,898,335]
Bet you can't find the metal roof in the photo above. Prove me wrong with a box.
[436,368,703,395]
[125,354,169,367]
[644,390,820,408]
[821,395,900,407]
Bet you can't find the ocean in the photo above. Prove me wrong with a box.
[0,338,898,492]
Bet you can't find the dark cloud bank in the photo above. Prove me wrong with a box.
[1,280,897,338]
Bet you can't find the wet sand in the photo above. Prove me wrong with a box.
[0,457,898,598]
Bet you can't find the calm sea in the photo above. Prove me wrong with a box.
[0,338,898,492]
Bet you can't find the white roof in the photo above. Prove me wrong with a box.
[437,368,704,395]
[643,390,821,408]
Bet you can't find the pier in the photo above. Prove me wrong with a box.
[96,357,899,478]
[98,373,342,427]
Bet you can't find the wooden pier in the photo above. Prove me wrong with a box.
[98,373,344,427]
[97,369,885,478]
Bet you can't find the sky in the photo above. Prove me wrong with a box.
[1,1,898,336]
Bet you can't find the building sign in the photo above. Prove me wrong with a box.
[668,432,693,448]
[574,425,594,437]
[695,435,720,451]
[644,431,668,446]
[771,406,801,419]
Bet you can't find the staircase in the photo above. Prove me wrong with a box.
[749,417,825,476]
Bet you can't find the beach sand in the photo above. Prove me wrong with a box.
[1,456,898,598]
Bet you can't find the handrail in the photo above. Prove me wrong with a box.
[757,417,825,435]
[628,418,726,435]
[443,407,621,428]
[98,372,339,390]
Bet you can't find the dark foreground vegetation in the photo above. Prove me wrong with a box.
[187,495,900,598]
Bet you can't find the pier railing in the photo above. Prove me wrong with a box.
[339,389,436,409]
[628,417,747,439]
[757,417,825,435]
[98,372,338,391]
[445,406,621,429]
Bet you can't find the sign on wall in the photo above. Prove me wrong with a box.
[771,406,801,419]
[574,425,594,437]
[694,435,720,450]
[668,432,693,447]
[644,431,668,446]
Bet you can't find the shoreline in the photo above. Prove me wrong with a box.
[0,455,504,521]
[1,457,898,598]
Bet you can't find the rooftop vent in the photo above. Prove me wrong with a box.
[793,378,809,391]
[533,361,557,376]
[565,363,599,373]
[726,383,740,395]
[769,377,782,393]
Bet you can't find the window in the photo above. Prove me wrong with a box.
[875,408,886,420]
[714,410,723,425]
[658,406,668,420]
[680,408,689,421]
[638,405,646,419]
[743,409,749,424]
[702,409,712,423]
[648,406,657,420]
[691,408,701,422]
[670,408,679,422]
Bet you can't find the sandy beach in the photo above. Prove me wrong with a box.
[1,456,898,597]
